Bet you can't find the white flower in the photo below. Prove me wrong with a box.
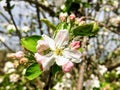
[0,76,3,83]
[84,75,100,90]
[98,65,107,75]
[7,24,16,31]
[0,36,5,42]
[9,73,19,83]
[35,30,82,71]
[116,67,120,75]
[3,61,15,73]
[21,26,30,32]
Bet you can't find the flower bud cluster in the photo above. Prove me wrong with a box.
[59,13,84,25]
[7,51,28,65]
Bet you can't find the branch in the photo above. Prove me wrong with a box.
[107,61,120,71]
[0,39,14,52]
[22,0,55,16]
[43,70,52,90]
[83,16,120,35]
[6,0,22,41]
[35,0,43,34]
[77,36,88,90]
[0,11,11,23]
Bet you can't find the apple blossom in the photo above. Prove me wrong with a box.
[15,51,24,59]
[62,61,74,73]
[35,30,82,71]
[59,12,68,21]
[9,73,20,83]
[69,13,76,20]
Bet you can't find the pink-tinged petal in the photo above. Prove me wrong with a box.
[62,61,74,73]
[41,55,55,71]
[63,50,82,63]
[42,34,56,50]
[34,53,44,64]
[35,53,55,71]
[15,51,24,59]
[36,40,49,54]
[55,30,69,48]
[70,41,80,50]
[55,56,69,66]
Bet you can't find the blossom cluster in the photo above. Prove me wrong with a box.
[35,30,82,72]
[7,51,28,65]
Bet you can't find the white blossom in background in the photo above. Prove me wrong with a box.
[98,65,107,75]
[116,67,120,75]
[7,24,16,31]
[110,16,120,27]
[9,73,20,83]
[3,61,15,73]
[53,73,72,90]
[0,76,3,83]
[22,69,26,75]
[113,1,119,8]
[6,86,10,90]
[0,36,5,42]
[21,26,30,32]
[54,0,64,7]
[84,74,100,90]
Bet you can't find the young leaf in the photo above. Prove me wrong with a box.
[21,35,41,53]
[41,18,56,31]
[25,63,42,80]
[73,22,99,36]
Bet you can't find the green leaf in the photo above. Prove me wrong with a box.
[21,35,41,53]
[73,22,99,36]
[25,63,42,80]
[41,18,56,31]
[56,22,68,30]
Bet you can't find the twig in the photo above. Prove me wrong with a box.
[77,62,85,90]
[35,0,43,35]
[107,61,120,71]
[22,0,55,16]
[0,11,11,23]
[6,0,22,41]
[0,39,14,52]
[43,69,52,90]
[77,36,88,90]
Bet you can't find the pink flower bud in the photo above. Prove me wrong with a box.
[62,61,74,73]
[59,12,67,22]
[69,13,76,20]
[19,57,28,64]
[70,41,80,50]
[15,51,24,59]
[36,40,49,54]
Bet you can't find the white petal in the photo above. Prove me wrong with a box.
[42,55,55,71]
[42,34,55,50]
[63,50,82,63]
[55,56,69,66]
[55,30,69,48]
